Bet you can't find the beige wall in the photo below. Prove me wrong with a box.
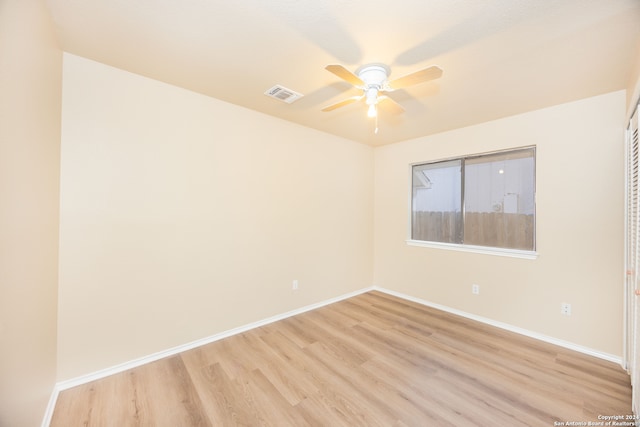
[57,54,374,380]
[374,91,626,357]
[0,0,62,426]
[629,42,640,117]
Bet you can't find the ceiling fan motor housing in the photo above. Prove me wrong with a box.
[357,64,389,87]
[357,64,390,105]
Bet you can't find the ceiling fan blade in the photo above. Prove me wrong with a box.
[388,65,443,90]
[325,64,364,87]
[321,95,363,112]
[378,95,405,115]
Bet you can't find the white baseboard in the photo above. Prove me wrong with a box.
[372,286,623,365]
[41,385,60,427]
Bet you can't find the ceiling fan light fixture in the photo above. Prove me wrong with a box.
[367,103,377,118]
[365,87,378,104]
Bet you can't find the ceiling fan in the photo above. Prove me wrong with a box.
[322,63,443,119]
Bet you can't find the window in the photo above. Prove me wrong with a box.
[411,147,535,253]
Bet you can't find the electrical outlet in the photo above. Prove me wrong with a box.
[472,284,480,295]
[292,280,299,291]
[561,302,571,316]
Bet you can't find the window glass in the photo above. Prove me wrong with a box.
[412,160,462,243]
[464,149,535,250]
[411,147,535,251]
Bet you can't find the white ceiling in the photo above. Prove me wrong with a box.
[45,0,640,146]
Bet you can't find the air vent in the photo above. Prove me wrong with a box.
[264,85,303,104]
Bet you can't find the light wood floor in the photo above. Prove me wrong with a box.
[51,291,632,426]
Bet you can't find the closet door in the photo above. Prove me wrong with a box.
[626,105,639,412]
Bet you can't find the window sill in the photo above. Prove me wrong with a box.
[406,239,538,259]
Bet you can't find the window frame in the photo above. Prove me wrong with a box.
[407,146,538,259]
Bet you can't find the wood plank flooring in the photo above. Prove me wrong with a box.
[51,291,632,426]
